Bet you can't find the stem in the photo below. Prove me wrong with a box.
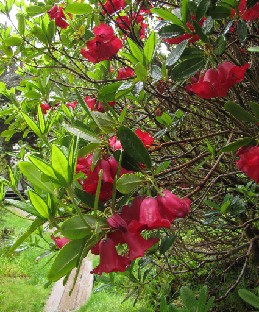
[94,169,103,218]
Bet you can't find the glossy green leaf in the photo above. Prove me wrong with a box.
[166,40,188,66]
[171,57,205,80]
[17,13,25,35]
[180,286,197,310]
[208,6,231,19]
[158,24,185,38]
[21,112,42,137]
[65,3,92,14]
[26,5,46,16]
[118,126,152,169]
[116,173,146,194]
[9,218,45,253]
[98,82,122,102]
[246,0,259,8]
[181,48,204,59]
[127,38,143,64]
[91,111,116,133]
[214,35,226,55]
[249,101,259,118]
[238,289,259,308]
[134,62,147,82]
[196,0,211,21]
[247,46,259,52]
[37,104,45,134]
[28,155,57,180]
[237,20,247,43]
[5,36,22,46]
[48,239,84,282]
[160,236,176,254]
[181,0,189,24]
[143,31,157,66]
[78,143,100,157]
[193,20,210,43]
[220,137,254,153]
[5,199,42,218]
[51,145,70,185]
[24,90,41,99]
[61,215,107,239]
[64,124,101,143]
[224,101,258,123]
[28,190,49,219]
[19,162,56,194]
[151,8,183,26]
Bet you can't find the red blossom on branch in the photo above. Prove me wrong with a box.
[102,0,125,14]
[189,62,250,99]
[81,24,122,63]
[40,103,51,114]
[236,146,259,183]
[51,235,70,249]
[84,96,115,112]
[117,67,135,79]
[116,14,147,39]
[232,0,259,21]
[135,129,154,148]
[47,5,69,29]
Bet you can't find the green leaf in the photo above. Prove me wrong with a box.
[26,5,46,16]
[74,188,104,211]
[63,124,101,143]
[19,162,56,194]
[197,286,208,312]
[28,190,49,219]
[208,6,231,19]
[116,82,134,99]
[51,145,70,185]
[5,36,22,46]
[238,289,259,309]
[220,137,254,153]
[181,0,189,24]
[65,3,92,14]
[249,101,259,118]
[24,90,41,99]
[78,143,100,157]
[5,199,42,218]
[151,8,183,27]
[118,126,152,169]
[9,218,45,254]
[224,101,258,123]
[160,296,169,312]
[193,20,210,43]
[48,239,84,282]
[127,38,143,64]
[21,112,42,137]
[237,20,247,43]
[247,46,259,52]
[98,82,122,102]
[196,0,211,21]
[28,155,57,180]
[160,236,176,254]
[214,35,226,55]
[91,111,116,133]
[181,48,204,59]
[116,173,146,194]
[134,62,147,82]
[158,24,185,38]
[47,20,55,43]
[37,104,45,134]
[180,286,197,311]
[143,31,157,66]
[246,0,259,8]
[171,57,205,80]
[166,40,188,66]
[17,13,25,35]
[61,215,107,240]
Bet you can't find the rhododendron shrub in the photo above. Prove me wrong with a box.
[1,0,259,309]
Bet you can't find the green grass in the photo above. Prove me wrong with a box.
[0,209,52,312]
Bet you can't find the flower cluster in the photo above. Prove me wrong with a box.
[48,5,69,29]
[232,0,259,21]
[84,96,115,112]
[76,154,131,202]
[40,101,77,114]
[117,67,135,80]
[165,16,206,45]
[91,192,191,274]
[81,24,122,63]
[187,62,250,99]
[102,0,125,14]
[236,146,259,183]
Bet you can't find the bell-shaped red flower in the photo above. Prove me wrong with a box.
[135,129,154,148]
[91,238,129,275]
[66,101,77,109]
[84,96,115,112]
[51,235,70,249]
[48,5,69,29]
[102,0,125,14]
[117,67,135,80]
[235,0,259,21]
[120,196,143,225]
[139,197,171,229]
[236,146,259,183]
[157,190,191,222]
[40,103,51,114]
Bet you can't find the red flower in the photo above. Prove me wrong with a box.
[84,96,115,112]
[48,5,69,29]
[236,146,259,183]
[40,103,51,114]
[66,101,77,109]
[165,16,205,45]
[109,135,122,150]
[117,67,135,79]
[135,129,154,148]
[91,238,130,275]
[51,235,70,249]
[157,190,191,222]
[102,0,125,14]
[190,62,250,99]
[237,0,259,21]
[81,24,122,63]
[139,197,171,229]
